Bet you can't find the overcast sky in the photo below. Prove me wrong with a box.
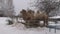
[13,0,35,15]
[13,0,60,15]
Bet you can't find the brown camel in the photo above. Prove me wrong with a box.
[20,9,35,28]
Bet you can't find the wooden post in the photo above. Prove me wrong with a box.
[54,21,57,33]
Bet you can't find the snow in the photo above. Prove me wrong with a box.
[0,17,60,34]
[49,16,60,19]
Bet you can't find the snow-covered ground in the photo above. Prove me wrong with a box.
[49,16,60,19]
[0,17,60,34]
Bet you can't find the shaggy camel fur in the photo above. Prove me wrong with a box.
[35,11,48,26]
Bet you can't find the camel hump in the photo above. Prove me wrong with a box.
[37,11,43,14]
[27,9,35,14]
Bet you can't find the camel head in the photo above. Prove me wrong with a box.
[20,9,26,14]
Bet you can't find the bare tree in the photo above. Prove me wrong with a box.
[31,0,60,16]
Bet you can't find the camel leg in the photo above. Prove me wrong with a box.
[44,20,48,27]
[25,20,30,28]
[43,20,45,26]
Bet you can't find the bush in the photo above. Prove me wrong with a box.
[7,20,13,25]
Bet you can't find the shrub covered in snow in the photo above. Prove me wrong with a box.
[7,19,13,25]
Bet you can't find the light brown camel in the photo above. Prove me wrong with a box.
[35,11,48,27]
